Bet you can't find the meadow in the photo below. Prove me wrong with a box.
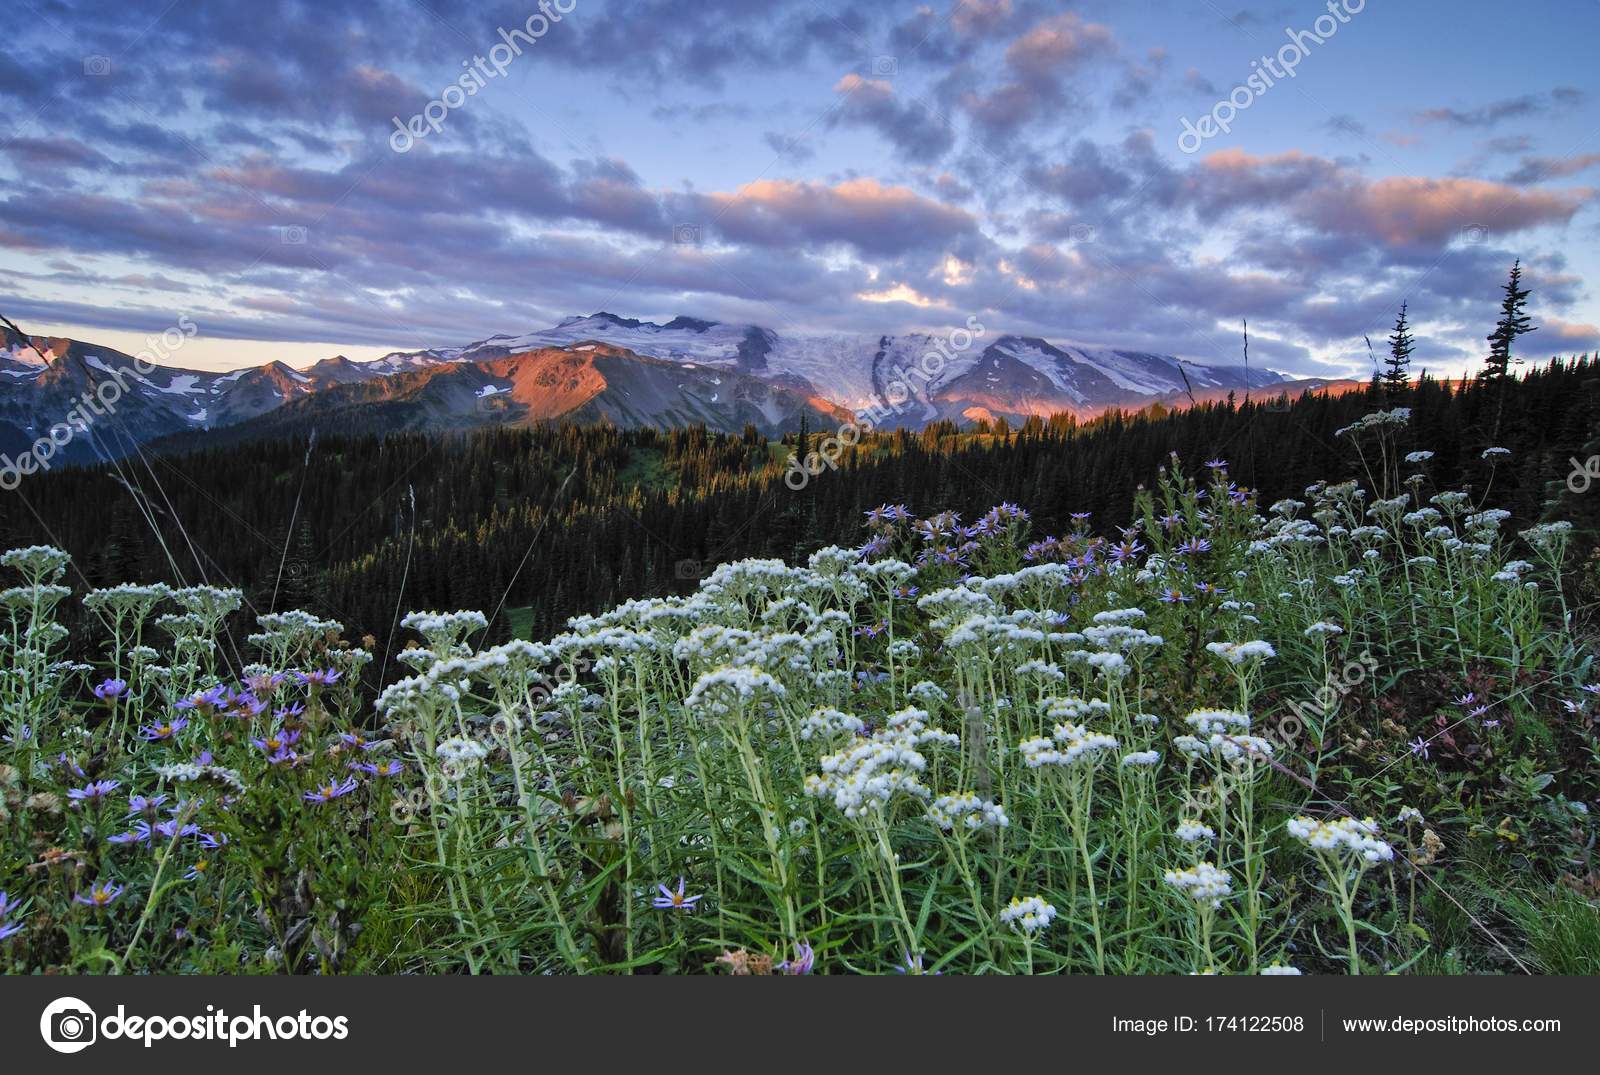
[2,407,1598,974]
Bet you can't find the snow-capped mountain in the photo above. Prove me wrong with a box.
[0,314,1342,463]
[372,312,1292,422]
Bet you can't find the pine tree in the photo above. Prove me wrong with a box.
[1383,302,1414,401]
[1485,260,1535,440]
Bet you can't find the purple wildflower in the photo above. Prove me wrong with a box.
[304,777,358,804]
[354,759,405,777]
[108,824,152,846]
[92,678,128,702]
[67,779,120,805]
[138,717,189,741]
[652,877,703,911]
[174,685,227,712]
[295,668,342,687]
[74,882,125,909]
[1408,737,1430,759]
[778,940,815,975]
[250,728,302,754]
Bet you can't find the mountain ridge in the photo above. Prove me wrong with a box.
[1,315,1354,463]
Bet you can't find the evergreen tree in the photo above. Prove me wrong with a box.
[1383,303,1414,401]
[1485,260,1535,440]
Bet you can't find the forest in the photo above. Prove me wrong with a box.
[5,357,1598,687]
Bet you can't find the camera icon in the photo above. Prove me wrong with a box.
[40,997,97,1053]
[870,55,897,78]
[83,55,112,76]
[279,225,309,245]
[1068,222,1097,244]
[1460,223,1489,244]
[674,559,704,580]
[673,223,702,247]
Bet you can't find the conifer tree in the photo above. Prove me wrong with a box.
[1485,260,1535,440]
[1383,302,1414,401]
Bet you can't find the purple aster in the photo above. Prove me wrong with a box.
[778,940,816,975]
[174,685,227,712]
[152,819,200,841]
[108,823,152,846]
[295,668,342,687]
[1158,588,1191,604]
[183,861,210,882]
[67,779,120,805]
[1109,539,1145,564]
[74,882,125,909]
[224,690,267,719]
[304,777,358,803]
[0,921,24,941]
[1408,737,1430,759]
[652,877,703,911]
[92,678,128,702]
[250,728,301,754]
[338,731,385,751]
[354,759,405,777]
[1206,459,1228,469]
[199,831,229,849]
[138,717,189,741]
[1175,537,1212,556]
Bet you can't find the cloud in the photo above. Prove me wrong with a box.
[830,74,956,163]
[1504,154,1600,185]
[960,12,1117,139]
[1415,88,1586,128]
[694,177,978,256]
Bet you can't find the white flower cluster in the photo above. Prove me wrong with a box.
[999,894,1057,934]
[1184,709,1250,735]
[684,665,787,716]
[1019,721,1119,767]
[1174,819,1215,842]
[799,706,865,741]
[805,707,952,818]
[436,736,489,780]
[1205,639,1276,665]
[1163,862,1233,907]
[926,792,1010,832]
[1286,815,1394,864]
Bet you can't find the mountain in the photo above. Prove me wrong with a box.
[0,325,391,466]
[147,341,851,452]
[372,313,1298,423]
[1,314,1353,463]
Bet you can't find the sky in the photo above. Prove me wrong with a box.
[2,0,1598,376]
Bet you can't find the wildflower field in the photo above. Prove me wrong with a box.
[3,416,1598,975]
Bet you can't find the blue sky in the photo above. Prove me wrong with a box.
[2,0,1597,375]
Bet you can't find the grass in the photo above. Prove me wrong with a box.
[1,412,1597,974]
